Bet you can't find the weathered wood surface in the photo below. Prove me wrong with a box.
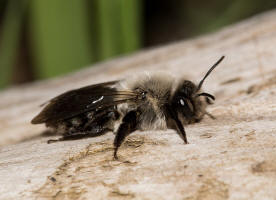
[1,10,276,200]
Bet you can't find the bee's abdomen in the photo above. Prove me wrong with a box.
[49,107,120,136]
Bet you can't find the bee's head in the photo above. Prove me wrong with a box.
[172,56,225,124]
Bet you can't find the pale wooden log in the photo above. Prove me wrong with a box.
[1,10,276,200]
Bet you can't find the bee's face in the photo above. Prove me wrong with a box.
[172,80,212,124]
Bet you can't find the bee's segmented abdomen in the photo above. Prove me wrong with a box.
[48,107,120,137]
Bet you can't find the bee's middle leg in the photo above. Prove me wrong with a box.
[113,110,138,160]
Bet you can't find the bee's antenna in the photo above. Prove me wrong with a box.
[196,56,225,92]
[196,92,215,100]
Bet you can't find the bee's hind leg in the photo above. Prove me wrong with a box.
[113,110,138,160]
[47,131,91,143]
[47,128,110,144]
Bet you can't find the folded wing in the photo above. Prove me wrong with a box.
[31,81,138,124]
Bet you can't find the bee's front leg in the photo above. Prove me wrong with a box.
[165,105,189,144]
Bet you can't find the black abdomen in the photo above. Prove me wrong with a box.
[49,106,120,137]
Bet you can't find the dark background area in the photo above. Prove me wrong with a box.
[0,0,276,89]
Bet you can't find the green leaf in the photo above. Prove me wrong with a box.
[0,0,28,88]
[29,0,94,78]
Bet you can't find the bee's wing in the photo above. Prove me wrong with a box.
[31,80,138,124]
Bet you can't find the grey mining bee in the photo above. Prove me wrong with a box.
[32,56,225,159]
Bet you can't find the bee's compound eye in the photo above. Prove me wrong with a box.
[142,92,147,99]
[179,99,185,106]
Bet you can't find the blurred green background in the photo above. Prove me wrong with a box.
[0,0,276,89]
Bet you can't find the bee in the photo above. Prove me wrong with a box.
[32,56,225,159]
